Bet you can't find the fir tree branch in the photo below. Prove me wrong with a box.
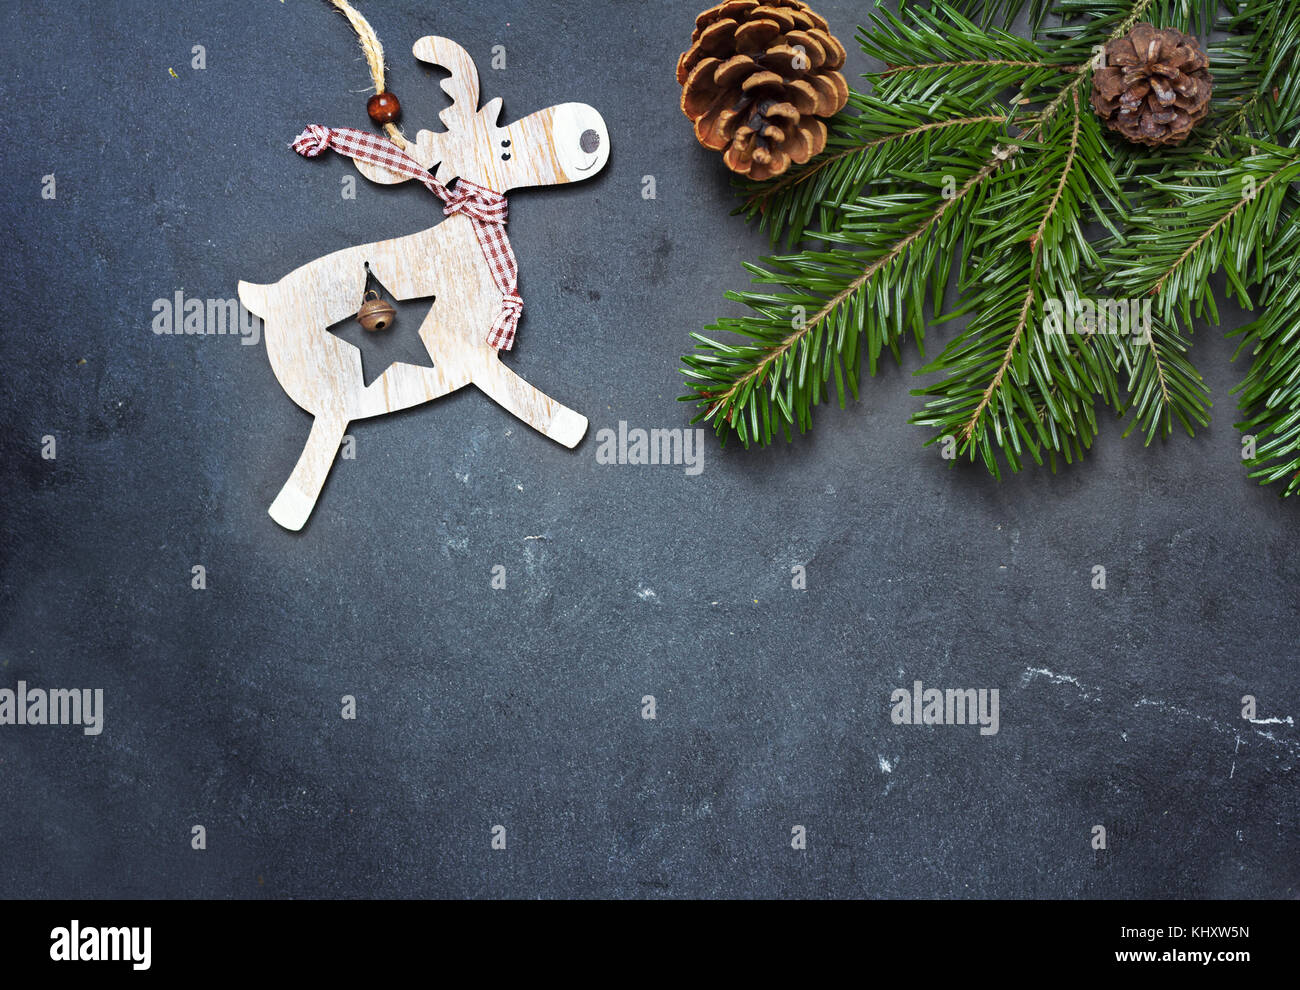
[681,0,1300,492]
[879,58,1055,75]
[1109,145,1300,318]
[1230,209,1300,494]
[1149,155,1300,298]
[1031,89,1082,249]
[959,272,1040,444]
[741,112,1007,219]
[1091,148,1300,444]
[691,144,1013,435]
[960,91,1082,443]
[734,94,1012,245]
[913,87,1120,474]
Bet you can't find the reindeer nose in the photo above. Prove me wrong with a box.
[579,129,601,154]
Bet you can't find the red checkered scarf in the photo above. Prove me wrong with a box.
[291,124,522,351]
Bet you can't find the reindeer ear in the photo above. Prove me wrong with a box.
[480,97,504,127]
[412,36,481,128]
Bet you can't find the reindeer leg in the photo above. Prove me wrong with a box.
[472,359,588,447]
[268,412,350,531]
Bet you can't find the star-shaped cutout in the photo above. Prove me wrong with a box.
[327,268,437,387]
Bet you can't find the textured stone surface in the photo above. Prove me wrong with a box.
[0,0,1295,899]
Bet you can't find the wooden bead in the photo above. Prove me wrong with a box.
[367,92,401,125]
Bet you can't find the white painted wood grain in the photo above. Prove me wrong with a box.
[239,38,608,530]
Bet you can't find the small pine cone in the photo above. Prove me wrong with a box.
[1090,23,1212,147]
[678,0,849,180]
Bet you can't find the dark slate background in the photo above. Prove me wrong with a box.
[1,0,1295,899]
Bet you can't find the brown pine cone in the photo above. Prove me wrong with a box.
[1090,23,1212,147]
[678,0,849,180]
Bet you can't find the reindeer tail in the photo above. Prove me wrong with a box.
[237,280,271,319]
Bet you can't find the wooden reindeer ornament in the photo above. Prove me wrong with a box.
[238,36,610,531]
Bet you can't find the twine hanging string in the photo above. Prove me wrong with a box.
[327,0,408,149]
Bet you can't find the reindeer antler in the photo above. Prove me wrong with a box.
[351,36,481,186]
[413,36,480,128]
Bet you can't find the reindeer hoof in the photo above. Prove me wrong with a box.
[550,407,588,448]
[268,485,314,531]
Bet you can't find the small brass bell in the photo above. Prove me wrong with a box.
[356,290,396,332]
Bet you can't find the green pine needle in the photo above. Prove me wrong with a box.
[680,0,1300,494]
